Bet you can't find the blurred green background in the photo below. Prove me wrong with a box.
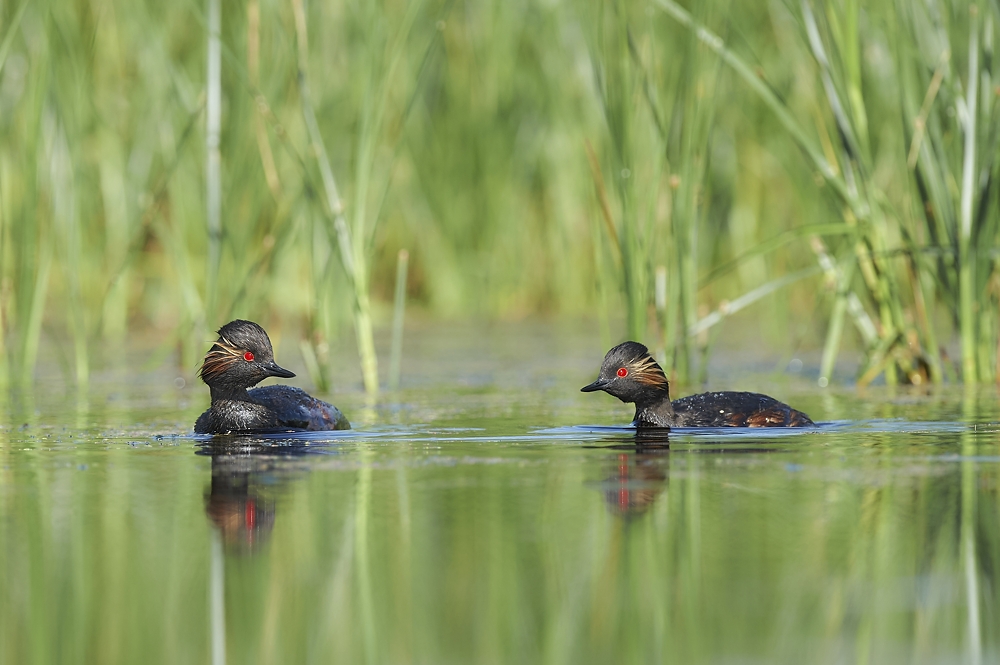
[0,0,997,390]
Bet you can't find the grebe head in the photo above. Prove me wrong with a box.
[199,319,295,392]
[581,341,669,404]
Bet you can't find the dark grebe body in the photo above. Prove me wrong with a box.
[582,341,814,429]
[194,320,350,434]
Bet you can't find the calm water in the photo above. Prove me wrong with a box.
[2,324,1000,664]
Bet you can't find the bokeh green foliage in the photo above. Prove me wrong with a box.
[0,0,998,387]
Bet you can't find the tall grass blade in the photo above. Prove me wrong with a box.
[5,0,1000,388]
[857,332,902,387]
[811,236,878,381]
[959,9,980,383]
[818,275,847,388]
[355,461,377,664]
[98,139,129,343]
[0,1,29,77]
[654,265,667,362]
[290,0,373,393]
[48,119,87,387]
[20,239,51,382]
[210,531,226,665]
[300,338,328,394]
[688,267,821,337]
[205,0,222,322]
[961,397,982,663]
[584,140,622,262]
[653,0,852,205]
[700,223,849,289]
[388,249,408,392]
[246,0,282,201]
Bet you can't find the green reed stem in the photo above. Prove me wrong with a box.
[676,176,698,382]
[98,147,129,342]
[49,123,88,387]
[205,0,222,321]
[0,2,28,75]
[291,0,378,394]
[653,0,853,208]
[700,223,849,288]
[908,252,942,384]
[688,267,821,337]
[389,249,408,392]
[210,531,226,665]
[959,10,980,383]
[665,254,681,381]
[0,158,9,387]
[654,265,667,363]
[300,338,327,394]
[354,461,377,665]
[960,394,982,663]
[857,331,902,387]
[21,239,51,382]
[819,295,847,388]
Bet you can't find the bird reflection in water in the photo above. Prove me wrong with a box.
[591,430,670,519]
[590,430,788,518]
[198,440,309,554]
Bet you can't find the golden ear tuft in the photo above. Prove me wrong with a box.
[199,336,245,382]
[630,353,668,388]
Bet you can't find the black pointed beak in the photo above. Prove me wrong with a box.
[581,378,609,393]
[265,361,295,379]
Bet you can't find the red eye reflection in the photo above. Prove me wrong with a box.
[617,367,628,378]
[244,351,254,362]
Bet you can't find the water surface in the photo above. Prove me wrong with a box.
[2,325,999,664]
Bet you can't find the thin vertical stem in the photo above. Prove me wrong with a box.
[908,252,942,383]
[818,257,856,388]
[960,396,982,664]
[50,123,87,388]
[247,0,282,200]
[206,0,222,316]
[665,252,681,382]
[653,0,853,205]
[654,265,667,362]
[353,288,379,396]
[210,531,226,665]
[354,463,377,665]
[959,8,980,383]
[811,236,878,377]
[0,0,31,384]
[21,239,51,383]
[818,288,847,388]
[299,338,328,394]
[0,165,6,387]
[292,0,379,394]
[622,197,645,340]
[388,249,409,391]
[680,217,697,381]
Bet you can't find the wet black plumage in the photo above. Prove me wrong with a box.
[582,341,814,428]
[194,320,350,434]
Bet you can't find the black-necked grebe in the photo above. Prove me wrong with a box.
[582,341,814,428]
[194,320,350,434]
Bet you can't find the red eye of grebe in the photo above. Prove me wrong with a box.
[617,367,628,377]
[244,351,254,362]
